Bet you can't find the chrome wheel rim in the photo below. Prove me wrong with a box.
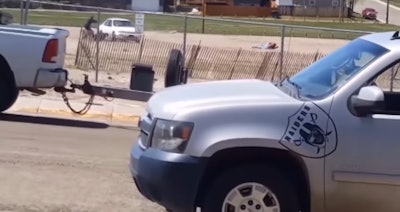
[222,182,280,212]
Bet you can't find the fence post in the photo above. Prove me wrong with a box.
[279,25,286,81]
[187,41,201,77]
[95,7,100,83]
[256,51,271,80]
[228,48,242,80]
[23,0,30,25]
[183,15,188,67]
[201,0,206,34]
[20,0,24,25]
[137,36,145,63]
[74,28,83,67]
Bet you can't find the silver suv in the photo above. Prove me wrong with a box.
[130,31,400,212]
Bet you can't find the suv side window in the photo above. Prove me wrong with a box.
[371,61,400,114]
[105,20,111,26]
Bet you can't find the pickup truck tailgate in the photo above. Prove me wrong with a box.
[0,24,69,67]
[0,24,70,87]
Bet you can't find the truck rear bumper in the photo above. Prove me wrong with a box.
[34,68,68,88]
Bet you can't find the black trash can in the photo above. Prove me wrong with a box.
[0,11,13,25]
[130,64,155,92]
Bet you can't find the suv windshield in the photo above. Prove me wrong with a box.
[281,38,389,99]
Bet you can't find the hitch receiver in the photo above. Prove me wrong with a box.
[79,75,154,102]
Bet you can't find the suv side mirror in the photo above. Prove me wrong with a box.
[350,86,385,117]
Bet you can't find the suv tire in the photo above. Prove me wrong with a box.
[201,165,300,212]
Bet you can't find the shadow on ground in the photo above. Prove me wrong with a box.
[0,113,109,129]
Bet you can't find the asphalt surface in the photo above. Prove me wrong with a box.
[354,0,400,25]
[0,113,164,212]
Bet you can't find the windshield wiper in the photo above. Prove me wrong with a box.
[280,76,302,98]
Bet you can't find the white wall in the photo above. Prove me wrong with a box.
[131,0,160,12]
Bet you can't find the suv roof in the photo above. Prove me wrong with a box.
[361,31,400,52]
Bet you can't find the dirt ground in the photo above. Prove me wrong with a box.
[52,25,349,89]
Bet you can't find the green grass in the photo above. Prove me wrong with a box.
[1,8,399,40]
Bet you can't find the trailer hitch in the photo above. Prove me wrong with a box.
[54,73,155,115]
[76,74,154,102]
[55,49,187,115]
[53,75,95,115]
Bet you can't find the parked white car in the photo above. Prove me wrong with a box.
[99,18,140,41]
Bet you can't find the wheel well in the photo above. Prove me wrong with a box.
[0,54,15,81]
[195,147,311,212]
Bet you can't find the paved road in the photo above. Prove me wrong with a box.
[0,113,163,212]
[354,0,400,25]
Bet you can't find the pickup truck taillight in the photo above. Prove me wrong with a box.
[42,39,58,63]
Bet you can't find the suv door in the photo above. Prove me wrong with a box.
[325,59,400,212]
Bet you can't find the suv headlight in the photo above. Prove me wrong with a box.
[151,119,194,153]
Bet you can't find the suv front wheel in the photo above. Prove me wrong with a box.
[201,165,300,212]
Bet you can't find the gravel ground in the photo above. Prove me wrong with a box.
[55,26,349,57]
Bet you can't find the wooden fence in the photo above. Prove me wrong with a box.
[75,29,326,81]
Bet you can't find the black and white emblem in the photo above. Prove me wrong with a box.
[279,102,338,158]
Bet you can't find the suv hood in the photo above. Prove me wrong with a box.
[147,79,299,120]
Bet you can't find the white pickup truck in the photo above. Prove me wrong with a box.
[0,14,69,112]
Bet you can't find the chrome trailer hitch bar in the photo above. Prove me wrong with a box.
[60,74,154,102]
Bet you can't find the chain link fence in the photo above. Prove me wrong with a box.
[11,0,375,82]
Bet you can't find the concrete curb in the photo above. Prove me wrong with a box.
[13,106,140,126]
[6,96,145,126]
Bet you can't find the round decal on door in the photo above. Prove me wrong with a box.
[279,102,338,158]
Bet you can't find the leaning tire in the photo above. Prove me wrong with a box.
[164,49,183,88]
[201,165,300,212]
[0,67,19,112]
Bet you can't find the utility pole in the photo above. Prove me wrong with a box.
[350,0,354,18]
[23,0,30,25]
[386,0,389,24]
[339,0,342,23]
[201,0,205,34]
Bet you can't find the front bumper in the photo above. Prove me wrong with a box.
[130,143,207,212]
